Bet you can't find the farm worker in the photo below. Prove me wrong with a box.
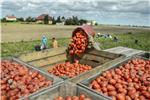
[41,35,47,50]
[97,32,101,37]
[113,36,118,42]
[52,37,58,48]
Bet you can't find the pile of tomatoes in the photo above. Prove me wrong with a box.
[69,31,88,56]
[54,94,92,100]
[48,61,92,78]
[90,58,150,100]
[1,60,53,100]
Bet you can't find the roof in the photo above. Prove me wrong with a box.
[36,14,52,20]
[6,15,16,18]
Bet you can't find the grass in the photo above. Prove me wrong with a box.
[95,32,150,51]
[1,32,150,57]
[1,38,70,57]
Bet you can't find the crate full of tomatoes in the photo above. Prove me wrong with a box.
[1,58,63,100]
[80,57,150,100]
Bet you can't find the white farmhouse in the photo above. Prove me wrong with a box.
[6,15,17,21]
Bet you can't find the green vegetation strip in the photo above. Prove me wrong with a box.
[1,33,150,57]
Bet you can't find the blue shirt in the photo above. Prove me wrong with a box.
[41,36,47,45]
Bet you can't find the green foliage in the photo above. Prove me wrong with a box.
[1,38,70,57]
[65,16,80,25]
[44,15,49,24]
[52,17,56,24]
[95,32,150,51]
[127,32,132,34]
[95,22,98,26]
[79,19,87,25]
[17,17,24,22]
[26,16,36,22]
[1,18,6,22]
[56,16,62,23]
[65,16,88,25]
[61,16,65,22]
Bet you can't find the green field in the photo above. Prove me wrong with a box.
[2,23,150,42]
[1,32,150,57]
[1,23,150,57]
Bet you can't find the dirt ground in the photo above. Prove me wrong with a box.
[1,23,150,43]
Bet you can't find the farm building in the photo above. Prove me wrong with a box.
[36,14,52,24]
[5,15,17,22]
[86,20,97,25]
[56,22,65,25]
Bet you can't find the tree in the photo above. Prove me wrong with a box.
[65,18,73,25]
[44,15,49,24]
[61,16,65,22]
[79,19,87,25]
[26,16,32,22]
[17,17,24,22]
[72,16,79,25]
[31,17,36,22]
[95,22,98,26]
[25,17,36,22]
[56,16,61,23]
[52,17,56,24]
[65,16,79,25]
[1,18,6,22]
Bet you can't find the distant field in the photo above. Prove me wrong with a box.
[2,23,150,42]
[1,32,150,57]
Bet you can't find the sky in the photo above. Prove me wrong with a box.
[0,0,150,26]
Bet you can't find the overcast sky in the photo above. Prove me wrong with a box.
[1,0,150,26]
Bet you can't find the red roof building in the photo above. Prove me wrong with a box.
[36,14,52,24]
[36,14,52,21]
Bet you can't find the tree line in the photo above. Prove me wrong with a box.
[1,16,90,25]
[51,16,88,25]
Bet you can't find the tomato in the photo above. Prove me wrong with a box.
[84,98,92,100]
[54,96,64,100]
[79,94,85,100]
[107,85,115,91]
[72,96,79,100]
[116,93,125,100]
[89,58,150,99]
[1,95,7,100]
[108,91,117,96]
[66,96,72,100]
[31,71,38,78]
[68,31,88,55]
[125,96,132,100]
[48,62,92,78]
[109,79,116,85]
[142,91,150,98]
[1,60,52,99]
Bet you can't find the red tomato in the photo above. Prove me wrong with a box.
[79,94,85,100]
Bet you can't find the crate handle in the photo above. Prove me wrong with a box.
[91,60,99,63]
